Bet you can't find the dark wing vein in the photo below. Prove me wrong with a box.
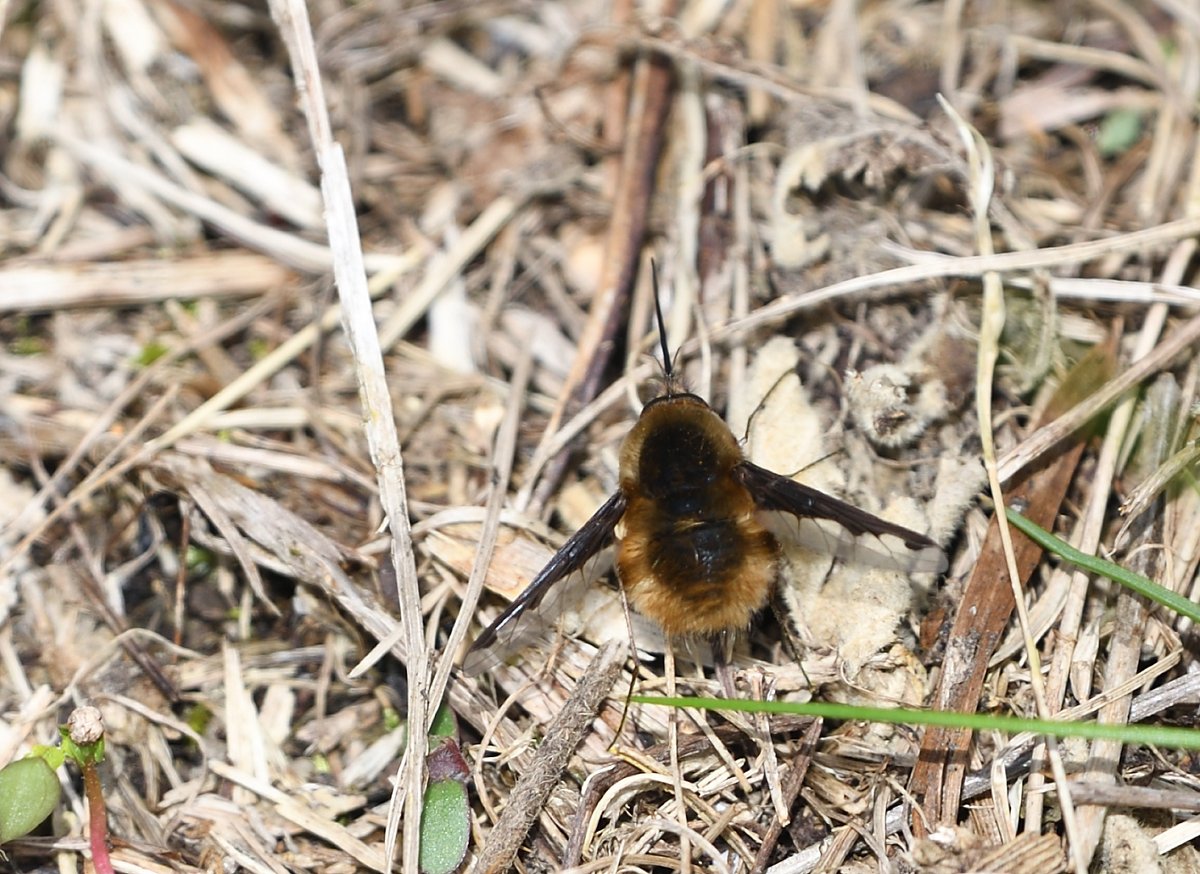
[461,491,627,677]
[733,460,947,574]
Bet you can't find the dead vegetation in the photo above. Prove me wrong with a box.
[2,0,1200,872]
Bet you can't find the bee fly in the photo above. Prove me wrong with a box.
[463,276,946,677]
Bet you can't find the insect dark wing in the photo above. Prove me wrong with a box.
[461,491,628,677]
[733,460,947,574]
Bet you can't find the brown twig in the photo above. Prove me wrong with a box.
[525,36,676,513]
[750,717,823,873]
[475,641,625,873]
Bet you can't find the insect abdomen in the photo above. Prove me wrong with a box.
[615,391,779,637]
[617,500,777,637]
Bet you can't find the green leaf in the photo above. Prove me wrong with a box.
[30,745,65,770]
[1097,108,1142,157]
[10,336,45,356]
[59,728,105,767]
[382,707,402,733]
[184,704,213,737]
[133,341,169,367]
[419,777,470,874]
[429,704,456,739]
[0,757,61,843]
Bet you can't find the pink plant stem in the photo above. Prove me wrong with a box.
[81,761,115,874]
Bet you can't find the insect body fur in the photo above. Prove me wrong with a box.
[616,391,778,638]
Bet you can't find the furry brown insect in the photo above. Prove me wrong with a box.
[463,278,945,677]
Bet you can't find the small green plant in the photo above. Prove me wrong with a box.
[0,755,60,843]
[419,705,470,874]
[0,703,115,869]
[1,707,116,872]
[60,706,114,874]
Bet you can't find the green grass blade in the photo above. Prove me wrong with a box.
[630,695,1200,749]
[1005,507,1200,624]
